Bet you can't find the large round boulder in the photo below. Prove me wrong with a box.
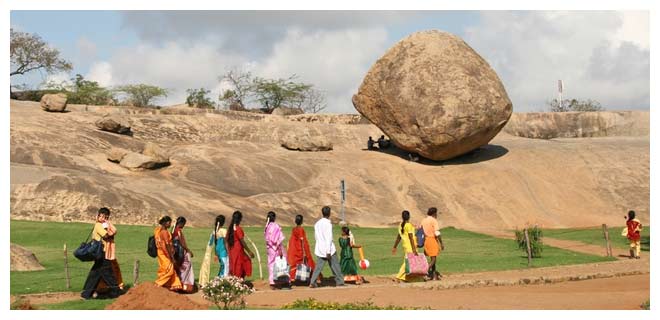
[352,30,513,161]
[40,93,68,112]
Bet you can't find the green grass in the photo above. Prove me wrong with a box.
[11,220,613,296]
[544,226,650,252]
[37,299,116,310]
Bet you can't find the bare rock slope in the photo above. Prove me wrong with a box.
[10,100,649,230]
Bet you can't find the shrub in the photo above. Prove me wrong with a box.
[640,300,650,310]
[515,226,544,258]
[547,98,604,112]
[185,88,215,109]
[201,276,254,310]
[114,84,168,108]
[281,298,415,310]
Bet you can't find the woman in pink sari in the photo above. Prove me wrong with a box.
[172,216,195,293]
[265,211,288,289]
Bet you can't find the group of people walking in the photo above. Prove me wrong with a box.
[80,205,445,298]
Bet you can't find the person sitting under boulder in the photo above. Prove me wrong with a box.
[367,136,377,150]
[377,135,391,149]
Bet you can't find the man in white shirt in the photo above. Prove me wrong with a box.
[308,206,344,288]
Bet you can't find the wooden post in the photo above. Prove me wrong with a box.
[63,244,71,289]
[133,260,140,286]
[602,224,613,257]
[524,229,532,267]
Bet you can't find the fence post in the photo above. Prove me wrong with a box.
[602,224,613,257]
[63,244,71,289]
[524,228,532,267]
[133,260,140,286]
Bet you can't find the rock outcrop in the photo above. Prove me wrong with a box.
[503,111,650,139]
[352,30,512,161]
[271,107,304,116]
[280,131,333,151]
[95,114,132,135]
[40,93,68,112]
[119,152,169,170]
[10,243,45,271]
[107,147,129,163]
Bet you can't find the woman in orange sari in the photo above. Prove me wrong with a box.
[227,211,255,279]
[287,214,316,281]
[154,216,182,291]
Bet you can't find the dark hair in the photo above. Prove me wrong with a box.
[295,214,303,226]
[400,210,410,234]
[427,207,438,216]
[322,206,331,218]
[628,210,636,221]
[159,216,172,226]
[213,215,226,245]
[341,226,350,235]
[98,207,110,217]
[176,216,187,227]
[227,211,242,247]
[265,211,276,232]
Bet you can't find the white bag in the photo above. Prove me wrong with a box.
[273,256,289,279]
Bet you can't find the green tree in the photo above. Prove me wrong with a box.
[548,98,604,112]
[114,84,168,108]
[10,29,72,77]
[186,88,215,109]
[252,75,312,112]
[68,74,115,105]
[218,69,253,110]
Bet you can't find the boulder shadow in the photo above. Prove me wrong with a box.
[366,143,509,166]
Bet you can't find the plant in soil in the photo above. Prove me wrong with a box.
[201,276,254,310]
[515,226,544,258]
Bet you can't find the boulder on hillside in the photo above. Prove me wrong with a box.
[142,142,169,162]
[10,243,45,271]
[95,114,132,135]
[271,106,304,116]
[107,147,129,163]
[352,30,513,161]
[40,93,68,112]
[280,131,333,151]
[119,152,169,170]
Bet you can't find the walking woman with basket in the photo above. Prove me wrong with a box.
[80,208,124,299]
[391,210,423,282]
[265,211,290,289]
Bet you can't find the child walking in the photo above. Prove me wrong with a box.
[626,210,643,259]
[339,226,363,284]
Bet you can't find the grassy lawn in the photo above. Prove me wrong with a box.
[11,220,613,296]
[35,299,115,310]
[544,226,650,252]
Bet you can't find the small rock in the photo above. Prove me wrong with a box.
[107,147,129,163]
[119,152,169,170]
[40,93,68,112]
[271,107,304,116]
[142,142,169,162]
[95,114,131,135]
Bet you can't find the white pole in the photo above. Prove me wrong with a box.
[558,80,563,111]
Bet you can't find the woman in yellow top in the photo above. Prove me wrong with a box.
[391,210,419,282]
[80,208,124,299]
[154,216,183,291]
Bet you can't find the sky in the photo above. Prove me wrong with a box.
[10,10,650,113]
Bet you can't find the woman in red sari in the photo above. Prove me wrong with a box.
[287,214,316,281]
[227,210,255,279]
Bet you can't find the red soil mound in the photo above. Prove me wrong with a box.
[105,282,208,310]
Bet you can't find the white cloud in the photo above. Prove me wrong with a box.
[257,27,389,113]
[86,61,114,87]
[464,11,649,111]
[76,37,97,65]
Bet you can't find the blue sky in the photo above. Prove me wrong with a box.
[10,11,649,113]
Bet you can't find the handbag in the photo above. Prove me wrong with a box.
[172,238,185,263]
[295,239,312,282]
[404,252,429,276]
[74,225,105,262]
[273,255,290,280]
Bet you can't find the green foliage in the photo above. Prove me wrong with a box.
[515,226,544,258]
[548,98,604,112]
[10,28,72,77]
[201,276,254,309]
[281,298,415,310]
[252,75,312,112]
[114,84,168,108]
[186,88,215,109]
[218,69,253,110]
[640,300,650,310]
[67,74,115,105]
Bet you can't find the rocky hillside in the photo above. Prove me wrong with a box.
[10,100,649,230]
